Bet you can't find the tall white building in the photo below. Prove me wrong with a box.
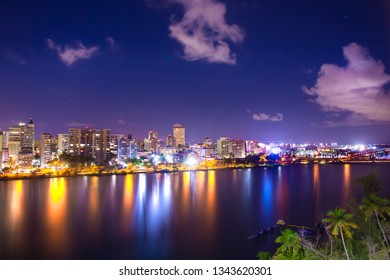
[58,133,69,153]
[40,133,52,167]
[8,119,35,166]
[216,137,230,159]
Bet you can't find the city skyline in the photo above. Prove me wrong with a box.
[1,0,390,143]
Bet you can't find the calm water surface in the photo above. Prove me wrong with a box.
[0,164,389,259]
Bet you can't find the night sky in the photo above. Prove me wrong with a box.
[1,0,390,143]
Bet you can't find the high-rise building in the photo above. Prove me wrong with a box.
[173,124,185,148]
[21,119,34,153]
[228,140,246,158]
[58,133,69,153]
[0,130,7,165]
[0,130,4,151]
[7,119,35,166]
[216,137,230,159]
[117,137,129,162]
[117,137,138,161]
[40,133,52,167]
[110,134,125,156]
[8,126,21,158]
[94,129,111,164]
[68,128,110,164]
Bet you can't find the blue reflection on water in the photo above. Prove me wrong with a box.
[132,173,173,258]
[261,171,273,225]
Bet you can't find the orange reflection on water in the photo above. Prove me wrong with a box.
[342,164,351,201]
[124,175,134,212]
[88,176,99,229]
[313,164,321,214]
[196,170,206,198]
[10,180,24,229]
[182,172,191,215]
[46,177,68,255]
[205,170,216,233]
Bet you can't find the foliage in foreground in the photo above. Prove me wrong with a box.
[258,173,390,260]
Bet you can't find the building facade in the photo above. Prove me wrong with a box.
[40,132,52,168]
[69,128,110,164]
[173,124,185,148]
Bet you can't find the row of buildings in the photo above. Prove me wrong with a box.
[0,119,251,169]
[3,119,386,170]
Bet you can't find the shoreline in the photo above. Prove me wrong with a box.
[1,160,389,181]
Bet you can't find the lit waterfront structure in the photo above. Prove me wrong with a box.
[40,132,52,168]
[216,137,230,158]
[228,140,246,158]
[110,133,125,156]
[173,124,185,148]
[69,128,110,164]
[7,119,35,167]
[117,137,138,161]
[58,133,69,153]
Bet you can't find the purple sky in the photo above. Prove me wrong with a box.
[1,0,390,143]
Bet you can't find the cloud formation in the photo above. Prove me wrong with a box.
[252,112,283,122]
[47,39,99,66]
[168,0,244,64]
[303,43,390,126]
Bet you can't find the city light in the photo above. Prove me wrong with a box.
[184,156,198,167]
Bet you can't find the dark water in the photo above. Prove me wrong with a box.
[0,164,389,260]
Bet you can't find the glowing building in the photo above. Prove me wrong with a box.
[173,123,185,148]
[216,137,230,159]
[69,128,110,164]
[7,119,35,166]
[40,132,52,167]
[58,133,69,153]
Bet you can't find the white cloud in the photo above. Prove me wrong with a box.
[47,39,99,66]
[253,112,283,122]
[168,0,244,64]
[303,43,390,125]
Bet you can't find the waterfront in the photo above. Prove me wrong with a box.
[0,164,389,259]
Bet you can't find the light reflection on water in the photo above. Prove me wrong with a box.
[0,164,389,259]
[46,178,67,255]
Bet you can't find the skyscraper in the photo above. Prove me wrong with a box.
[228,140,246,158]
[7,119,35,166]
[58,133,69,153]
[216,137,230,159]
[40,133,52,167]
[173,123,185,148]
[68,128,110,164]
